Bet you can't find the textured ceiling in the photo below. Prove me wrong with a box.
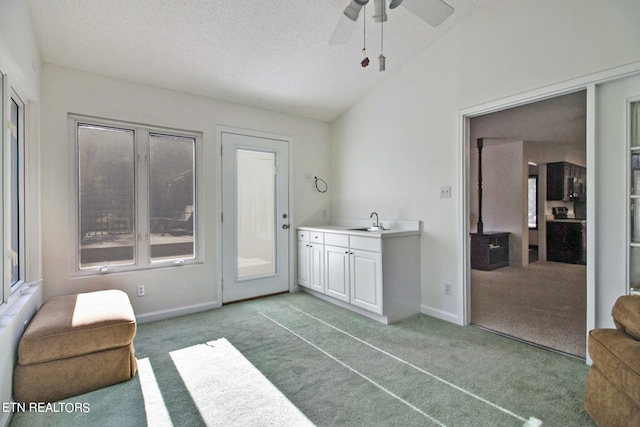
[471,91,587,148]
[27,0,489,122]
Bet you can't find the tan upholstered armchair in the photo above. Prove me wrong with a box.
[585,295,640,426]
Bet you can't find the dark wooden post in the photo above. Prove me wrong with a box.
[477,138,484,235]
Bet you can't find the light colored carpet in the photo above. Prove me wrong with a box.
[160,338,312,426]
[471,261,587,359]
[9,292,594,426]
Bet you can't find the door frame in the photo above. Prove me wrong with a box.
[459,61,640,362]
[216,126,294,303]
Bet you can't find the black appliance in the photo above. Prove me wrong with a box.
[552,207,569,219]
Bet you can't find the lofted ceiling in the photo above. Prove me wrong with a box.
[26,0,490,122]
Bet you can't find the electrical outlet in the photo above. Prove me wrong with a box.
[137,285,145,297]
[440,186,451,199]
[444,283,452,296]
[304,173,313,183]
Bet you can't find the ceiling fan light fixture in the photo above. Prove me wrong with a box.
[372,0,387,23]
[344,0,366,21]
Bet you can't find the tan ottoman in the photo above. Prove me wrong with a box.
[13,290,138,403]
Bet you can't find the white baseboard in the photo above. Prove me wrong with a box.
[302,289,391,324]
[136,301,221,324]
[420,304,461,325]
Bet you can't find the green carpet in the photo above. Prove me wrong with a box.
[9,292,595,426]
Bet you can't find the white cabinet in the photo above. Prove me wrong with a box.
[350,249,383,314]
[297,230,324,293]
[324,244,350,302]
[325,237,382,312]
[308,242,324,293]
[297,227,420,324]
[297,239,310,287]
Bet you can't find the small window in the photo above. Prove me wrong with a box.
[78,124,135,268]
[528,175,538,229]
[9,97,24,288]
[149,133,195,261]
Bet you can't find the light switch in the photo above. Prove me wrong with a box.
[440,186,451,198]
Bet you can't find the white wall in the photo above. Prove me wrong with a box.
[330,0,640,324]
[40,64,331,319]
[0,0,42,422]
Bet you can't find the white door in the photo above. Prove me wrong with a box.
[297,240,310,288]
[324,245,349,302]
[350,249,383,314]
[309,243,324,293]
[221,131,290,303]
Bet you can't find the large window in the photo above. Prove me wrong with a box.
[74,118,199,273]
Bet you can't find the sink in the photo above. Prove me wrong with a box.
[348,227,385,232]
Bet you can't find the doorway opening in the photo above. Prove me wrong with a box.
[467,90,587,359]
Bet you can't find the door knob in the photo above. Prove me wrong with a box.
[282,224,290,229]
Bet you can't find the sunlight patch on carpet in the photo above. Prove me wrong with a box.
[168,338,314,426]
[138,357,173,426]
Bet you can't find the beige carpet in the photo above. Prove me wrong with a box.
[471,261,587,359]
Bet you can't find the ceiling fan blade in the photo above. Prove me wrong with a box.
[329,12,358,44]
[329,1,364,44]
[401,0,453,27]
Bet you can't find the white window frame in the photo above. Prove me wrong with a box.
[1,70,27,304]
[70,115,203,276]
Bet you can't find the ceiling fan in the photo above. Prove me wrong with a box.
[330,0,454,45]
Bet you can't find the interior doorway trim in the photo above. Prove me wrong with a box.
[458,61,640,361]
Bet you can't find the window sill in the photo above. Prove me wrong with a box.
[0,280,43,337]
[72,259,203,278]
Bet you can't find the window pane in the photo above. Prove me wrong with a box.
[78,124,135,268]
[236,149,276,279]
[631,246,640,294]
[149,134,195,261]
[528,176,537,228]
[10,99,20,286]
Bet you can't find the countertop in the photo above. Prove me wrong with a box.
[546,218,587,224]
[298,219,421,238]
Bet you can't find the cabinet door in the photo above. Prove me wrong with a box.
[324,245,350,302]
[309,243,324,293]
[546,162,566,200]
[350,249,383,314]
[546,222,584,264]
[297,240,310,288]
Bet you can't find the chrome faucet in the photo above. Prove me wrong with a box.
[370,211,380,228]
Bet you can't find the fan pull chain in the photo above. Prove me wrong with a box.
[379,15,385,71]
[361,5,369,67]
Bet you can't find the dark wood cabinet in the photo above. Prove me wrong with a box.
[470,232,510,270]
[547,162,586,201]
[546,221,586,264]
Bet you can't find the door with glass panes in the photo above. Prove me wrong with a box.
[221,131,290,303]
